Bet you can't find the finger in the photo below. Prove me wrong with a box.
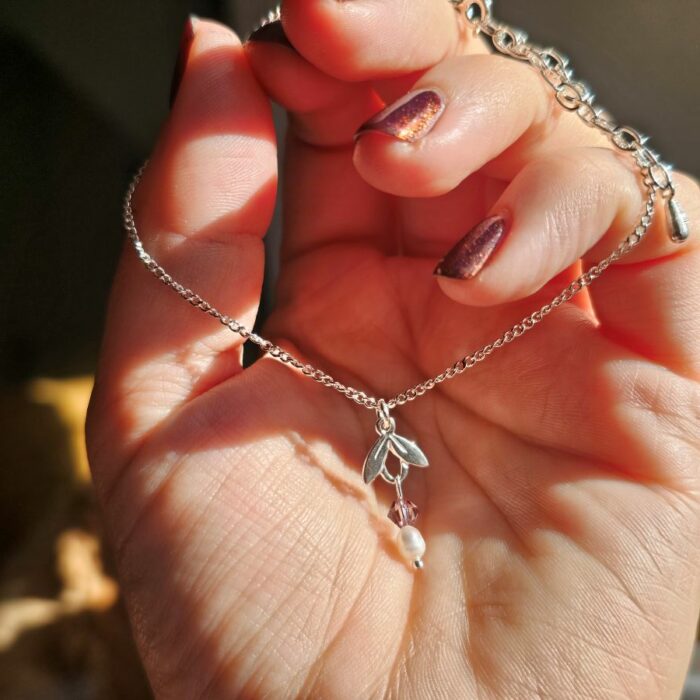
[282,0,467,82]
[246,0,488,147]
[280,135,395,263]
[434,148,700,375]
[246,24,383,147]
[435,147,644,305]
[354,54,609,197]
[244,26,400,261]
[590,173,700,376]
[88,19,277,470]
[244,7,477,260]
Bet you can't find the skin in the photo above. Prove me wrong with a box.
[87,3,700,698]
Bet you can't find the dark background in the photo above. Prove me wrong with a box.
[0,1,698,697]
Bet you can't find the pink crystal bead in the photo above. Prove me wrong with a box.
[388,499,419,528]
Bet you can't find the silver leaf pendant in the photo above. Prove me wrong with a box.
[363,433,390,484]
[362,431,429,484]
[388,433,429,468]
[363,403,429,485]
[364,402,430,571]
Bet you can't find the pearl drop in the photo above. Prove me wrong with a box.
[396,525,426,564]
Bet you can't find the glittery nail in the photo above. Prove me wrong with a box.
[247,20,294,49]
[434,216,509,280]
[170,15,198,109]
[356,89,446,143]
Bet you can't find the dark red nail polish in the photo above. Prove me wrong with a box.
[169,15,198,109]
[434,216,509,280]
[356,89,446,143]
[247,20,294,49]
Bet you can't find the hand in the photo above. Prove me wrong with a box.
[87,5,700,698]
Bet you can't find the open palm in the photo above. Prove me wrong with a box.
[87,6,700,699]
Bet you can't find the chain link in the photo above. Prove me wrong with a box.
[124,1,677,413]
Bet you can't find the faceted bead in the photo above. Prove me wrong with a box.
[387,498,419,528]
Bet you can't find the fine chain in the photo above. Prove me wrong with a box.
[124,0,682,414]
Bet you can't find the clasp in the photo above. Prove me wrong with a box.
[453,0,492,29]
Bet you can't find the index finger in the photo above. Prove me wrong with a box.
[282,0,469,81]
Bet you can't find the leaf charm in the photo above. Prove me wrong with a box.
[388,433,429,468]
[363,434,390,484]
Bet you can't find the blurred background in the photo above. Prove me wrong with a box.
[0,1,698,697]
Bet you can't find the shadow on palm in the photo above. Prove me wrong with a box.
[83,14,700,696]
[105,210,676,694]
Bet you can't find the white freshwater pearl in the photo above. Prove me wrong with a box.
[396,525,426,564]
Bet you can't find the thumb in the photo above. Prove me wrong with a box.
[88,17,277,476]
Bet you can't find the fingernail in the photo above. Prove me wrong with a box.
[247,20,294,49]
[356,89,446,143]
[434,216,509,280]
[169,15,198,109]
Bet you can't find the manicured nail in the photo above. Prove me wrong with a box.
[169,15,198,108]
[356,89,446,143]
[247,20,294,49]
[434,216,509,280]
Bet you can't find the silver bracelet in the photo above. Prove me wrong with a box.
[124,0,689,571]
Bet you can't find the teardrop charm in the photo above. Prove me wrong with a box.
[666,197,690,244]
